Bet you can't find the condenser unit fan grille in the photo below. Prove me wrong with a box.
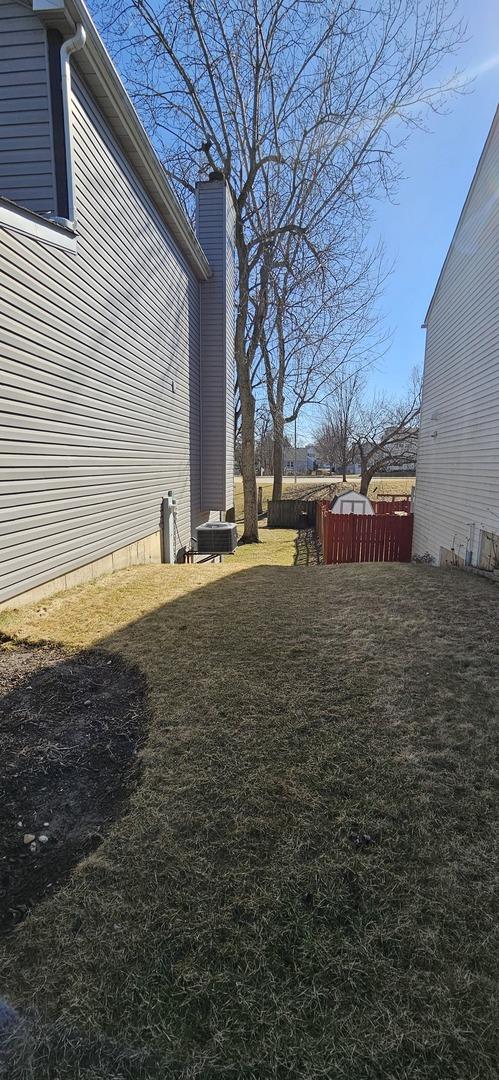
[196,521,238,554]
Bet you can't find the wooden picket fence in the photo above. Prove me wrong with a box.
[373,497,411,516]
[267,499,316,529]
[316,501,413,564]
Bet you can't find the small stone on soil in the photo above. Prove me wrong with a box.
[23,834,35,845]
[39,835,49,844]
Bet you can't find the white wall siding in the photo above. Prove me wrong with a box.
[413,111,499,565]
[0,0,55,213]
[0,66,203,603]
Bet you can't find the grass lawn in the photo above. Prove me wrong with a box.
[233,480,273,521]
[0,537,498,1078]
[233,476,415,520]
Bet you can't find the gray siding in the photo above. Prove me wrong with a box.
[0,0,55,213]
[225,193,236,505]
[0,65,203,603]
[413,111,499,564]
[197,178,235,511]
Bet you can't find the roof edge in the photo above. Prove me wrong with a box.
[423,105,499,329]
[33,0,211,281]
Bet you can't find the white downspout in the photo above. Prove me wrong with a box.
[59,24,86,227]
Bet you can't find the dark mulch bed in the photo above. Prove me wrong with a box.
[0,641,147,934]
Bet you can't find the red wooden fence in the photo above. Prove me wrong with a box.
[373,498,411,516]
[316,501,413,564]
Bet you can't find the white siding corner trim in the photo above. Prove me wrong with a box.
[0,199,76,250]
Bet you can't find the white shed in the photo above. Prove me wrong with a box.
[330,491,374,515]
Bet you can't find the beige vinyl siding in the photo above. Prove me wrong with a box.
[0,66,202,603]
[0,0,55,213]
[413,111,499,564]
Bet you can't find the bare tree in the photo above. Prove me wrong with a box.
[260,232,382,499]
[239,403,291,476]
[234,433,243,475]
[97,0,464,540]
[313,413,342,475]
[254,404,275,475]
[351,371,421,495]
[315,365,367,479]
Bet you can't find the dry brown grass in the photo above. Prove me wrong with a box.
[0,549,497,1079]
[367,476,415,497]
[233,476,415,519]
[282,477,415,502]
[234,480,273,520]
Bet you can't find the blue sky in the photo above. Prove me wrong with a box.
[93,0,498,440]
[278,0,499,441]
[364,0,499,398]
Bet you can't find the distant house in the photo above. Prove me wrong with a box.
[413,108,499,569]
[283,445,317,475]
[380,428,418,474]
[0,0,235,607]
[317,457,360,476]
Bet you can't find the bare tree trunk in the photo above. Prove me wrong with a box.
[359,463,375,497]
[233,223,261,543]
[261,306,286,505]
[237,357,258,542]
[272,412,284,501]
[341,422,348,482]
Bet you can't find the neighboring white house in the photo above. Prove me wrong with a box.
[413,107,499,570]
[283,445,317,475]
[381,428,418,473]
[317,458,361,476]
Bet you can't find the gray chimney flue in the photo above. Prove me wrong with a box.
[196,176,235,512]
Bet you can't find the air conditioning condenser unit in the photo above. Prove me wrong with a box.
[196,521,238,554]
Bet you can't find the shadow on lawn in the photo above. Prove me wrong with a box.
[294,528,322,565]
[0,562,498,1079]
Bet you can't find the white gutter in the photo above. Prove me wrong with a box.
[59,23,86,227]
